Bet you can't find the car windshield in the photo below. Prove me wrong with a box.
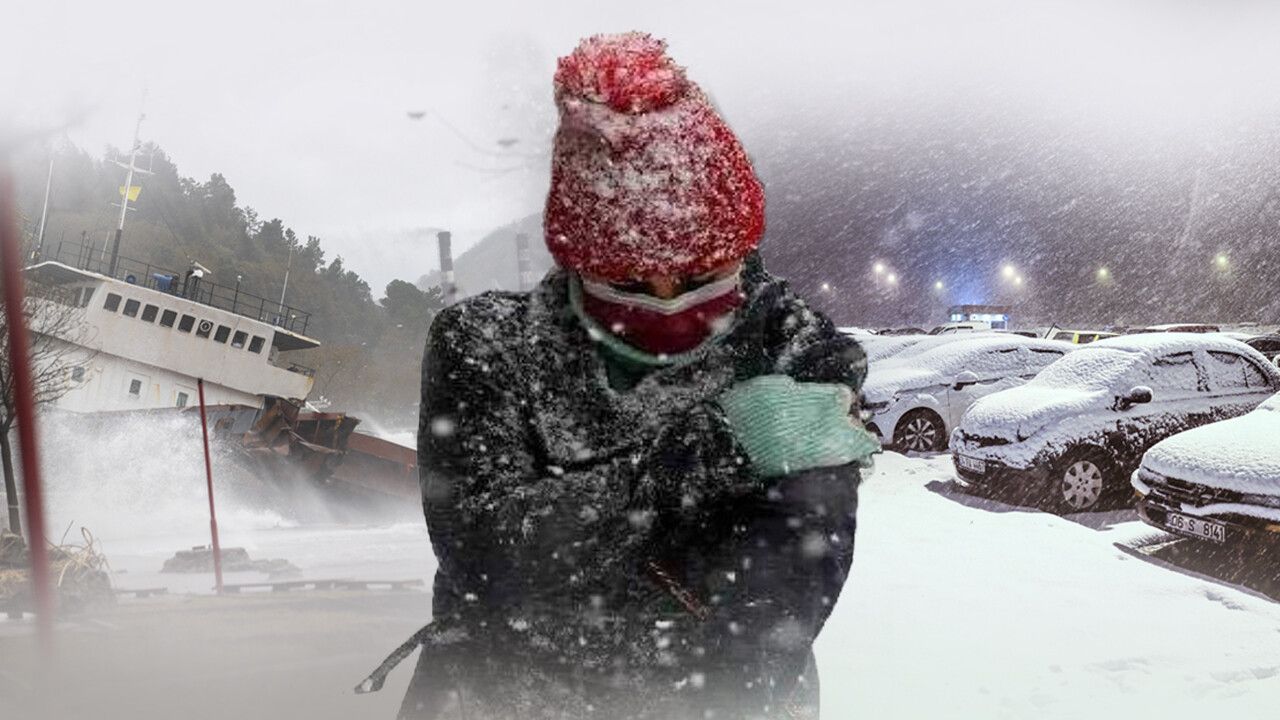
[1028,348,1141,390]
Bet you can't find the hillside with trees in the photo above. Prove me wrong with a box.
[11,142,442,429]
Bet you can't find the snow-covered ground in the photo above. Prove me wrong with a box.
[823,451,1280,719]
[9,445,1280,718]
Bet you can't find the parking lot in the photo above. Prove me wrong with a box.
[823,451,1280,719]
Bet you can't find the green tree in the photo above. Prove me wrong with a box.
[382,279,444,326]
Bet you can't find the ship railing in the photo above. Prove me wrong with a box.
[283,361,316,378]
[39,241,313,336]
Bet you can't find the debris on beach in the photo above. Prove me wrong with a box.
[161,545,300,578]
[1,527,115,615]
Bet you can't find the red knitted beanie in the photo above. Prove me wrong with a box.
[544,33,766,283]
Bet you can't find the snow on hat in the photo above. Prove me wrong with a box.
[544,32,766,283]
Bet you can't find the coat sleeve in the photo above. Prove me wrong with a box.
[644,436,860,680]
[418,301,642,626]
[718,292,864,660]
[651,290,865,693]
[713,462,858,652]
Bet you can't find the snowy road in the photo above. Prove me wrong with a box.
[823,451,1280,719]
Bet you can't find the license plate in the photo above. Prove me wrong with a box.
[957,455,986,474]
[1164,512,1227,544]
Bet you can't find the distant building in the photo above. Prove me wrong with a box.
[417,214,554,299]
[948,304,1012,330]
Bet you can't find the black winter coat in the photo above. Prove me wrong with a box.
[398,254,866,719]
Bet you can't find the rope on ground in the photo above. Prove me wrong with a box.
[0,526,115,613]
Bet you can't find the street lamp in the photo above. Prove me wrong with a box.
[1214,253,1229,269]
[873,262,886,275]
[886,273,898,285]
[1002,264,1017,280]
[934,280,944,291]
[1013,276,1024,287]
[1097,267,1109,280]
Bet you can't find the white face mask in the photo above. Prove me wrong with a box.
[579,270,743,315]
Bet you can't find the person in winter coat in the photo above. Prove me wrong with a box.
[357,32,878,720]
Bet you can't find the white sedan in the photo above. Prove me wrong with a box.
[862,335,1074,452]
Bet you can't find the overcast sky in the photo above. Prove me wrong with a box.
[4,0,1278,293]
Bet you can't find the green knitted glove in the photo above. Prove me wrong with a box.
[718,375,880,478]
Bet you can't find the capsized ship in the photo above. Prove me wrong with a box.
[25,240,418,510]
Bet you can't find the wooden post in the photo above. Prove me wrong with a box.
[196,378,223,594]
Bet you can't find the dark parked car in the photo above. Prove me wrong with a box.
[950,334,1280,513]
[1245,334,1280,366]
[1133,392,1280,547]
[1133,323,1221,334]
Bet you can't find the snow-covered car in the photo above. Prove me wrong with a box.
[859,334,930,363]
[861,332,994,365]
[928,322,991,335]
[863,335,1074,452]
[951,334,1280,513]
[1132,392,1280,547]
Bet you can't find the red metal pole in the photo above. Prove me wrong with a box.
[0,165,54,641]
[196,378,223,594]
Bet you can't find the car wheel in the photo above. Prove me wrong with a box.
[893,409,947,453]
[1049,449,1113,513]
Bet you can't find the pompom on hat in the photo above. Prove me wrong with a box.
[544,33,766,283]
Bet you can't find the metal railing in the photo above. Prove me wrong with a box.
[40,241,312,335]
[285,362,317,378]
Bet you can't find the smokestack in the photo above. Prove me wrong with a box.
[515,233,532,291]
[437,231,455,305]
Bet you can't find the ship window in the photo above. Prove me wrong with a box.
[160,309,177,328]
[213,325,231,343]
[80,287,95,308]
[123,299,141,318]
[231,330,248,349]
[141,304,159,323]
[178,314,196,333]
[195,320,213,338]
[176,392,189,408]
[248,336,265,354]
[71,367,85,382]
[104,293,122,312]
[128,379,142,397]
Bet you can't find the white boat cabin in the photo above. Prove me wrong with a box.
[25,260,319,413]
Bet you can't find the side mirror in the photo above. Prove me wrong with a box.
[953,370,980,390]
[1119,385,1153,409]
